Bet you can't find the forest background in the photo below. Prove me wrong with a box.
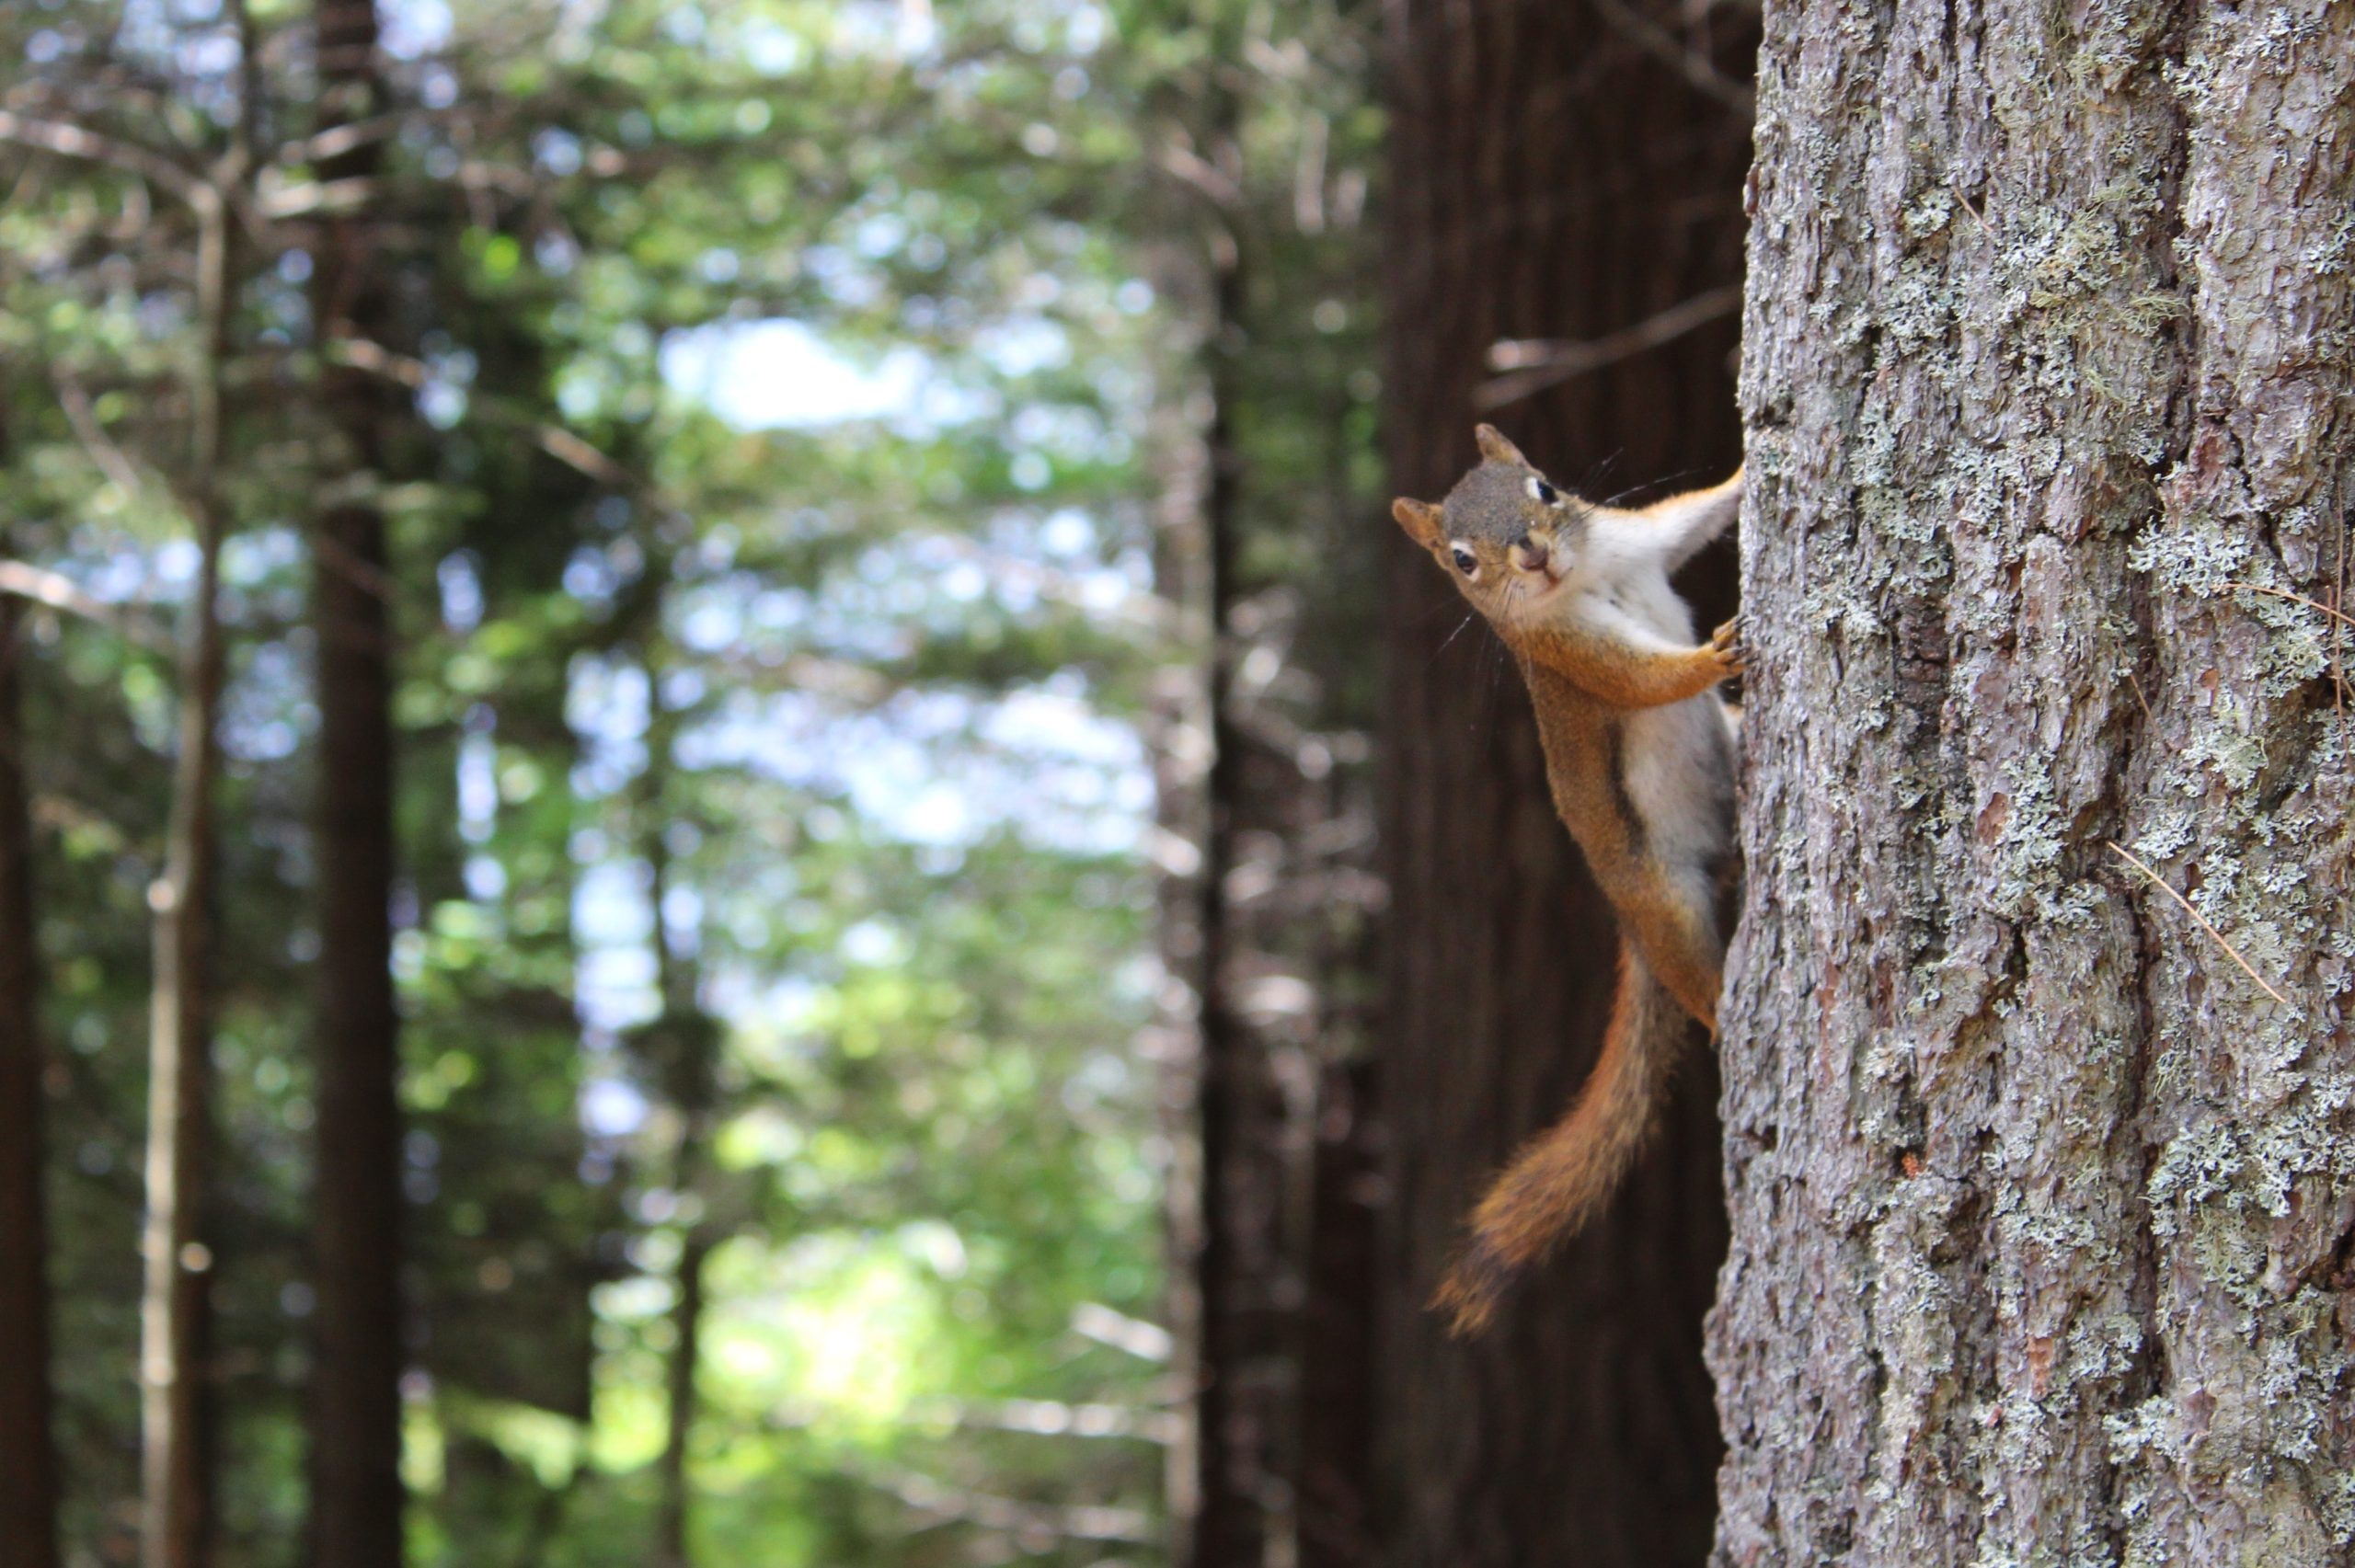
[0,0,1765,1566]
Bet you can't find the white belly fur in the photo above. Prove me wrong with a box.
[1611,560,1732,876]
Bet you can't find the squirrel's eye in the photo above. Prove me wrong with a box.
[1449,544,1478,578]
[1526,476,1559,506]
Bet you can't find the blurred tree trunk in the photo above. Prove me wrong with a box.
[1376,0,1753,1562]
[141,181,232,1568]
[309,3,408,1563]
[0,524,60,1568]
[643,709,716,1568]
[1713,2,2355,1562]
[1189,125,1272,1568]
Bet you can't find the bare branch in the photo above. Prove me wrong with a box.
[1475,283,1743,410]
[276,113,406,167]
[326,338,651,494]
[256,172,380,218]
[1069,1301,1174,1362]
[918,1397,1184,1445]
[1158,140,1244,212]
[0,563,170,652]
[52,368,151,501]
[1585,0,1756,114]
[870,1466,1154,1544]
[0,109,203,202]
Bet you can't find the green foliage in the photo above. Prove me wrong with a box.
[6,0,1380,1562]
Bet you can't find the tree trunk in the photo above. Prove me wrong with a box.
[0,540,61,1568]
[1189,130,1292,1568]
[141,181,231,1568]
[1715,2,2355,1562]
[645,758,715,1568]
[1376,1,1752,1563]
[654,1227,710,1568]
[310,4,408,1563]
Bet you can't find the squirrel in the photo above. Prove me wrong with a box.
[1392,423,1742,1336]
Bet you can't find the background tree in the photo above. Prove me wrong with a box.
[306,1,408,1561]
[3,3,1386,1564]
[1,506,61,1568]
[1374,0,1753,1563]
[1716,0,2355,1561]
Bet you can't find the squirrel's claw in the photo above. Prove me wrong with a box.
[1709,616,1747,675]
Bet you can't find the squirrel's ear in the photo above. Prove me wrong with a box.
[1391,497,1445,548]
[1474,424,1528,467]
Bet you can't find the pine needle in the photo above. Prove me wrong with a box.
[2106,841,2289,1007]
[2225,580,2355,632]
[2226,579,2350,713]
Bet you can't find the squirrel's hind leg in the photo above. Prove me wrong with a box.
[1609,874,1726,1033]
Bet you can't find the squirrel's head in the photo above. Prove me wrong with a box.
[1391,424,1591,632]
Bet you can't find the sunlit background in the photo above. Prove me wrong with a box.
[6,0,1382,1562]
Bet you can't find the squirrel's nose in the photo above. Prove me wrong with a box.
[1511,534,1550,573]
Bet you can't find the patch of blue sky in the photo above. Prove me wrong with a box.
[660,320,984,433]
[381,0,453,59]
[687,683,1147,857]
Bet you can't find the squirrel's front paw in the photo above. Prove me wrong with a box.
[1709,617,1747,676]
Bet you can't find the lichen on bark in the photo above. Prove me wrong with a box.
[1713,1,2355,1563]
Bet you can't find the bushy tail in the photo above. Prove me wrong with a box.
[1433,943,1685,1336]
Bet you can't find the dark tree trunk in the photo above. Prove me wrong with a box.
[1191,153,1277,1568]
[309,4,407,1563]
[645,768,714,1568]
[1376,0,1753,1562]
[1295,1059,1379,1568]
[653,1227,709,1568]
[0,549,61,1568]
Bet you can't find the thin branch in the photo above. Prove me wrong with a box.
[2106,841,2290,1007]
[0,109,204,202]
[1586,0,1756,114]
[276,112,406,167]
[53,367,151,500]
[1158,140,1244,212]
[326,338,650,494]
[1475,283,1744,410]
[1069,1301,1173,1362]
[256,172,379,217]
[869,1466,1154,1544]
[918,1398,1184,1445]
[0,563,170,652]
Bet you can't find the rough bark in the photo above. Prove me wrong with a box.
[1377,0,1753,1563]
[309,4,408,1562]
[0,541,61,1568]
[1716,2,2355,1562]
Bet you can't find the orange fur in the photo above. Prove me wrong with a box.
[1432,945,1683,1335]
[1396,426,1741,1334]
